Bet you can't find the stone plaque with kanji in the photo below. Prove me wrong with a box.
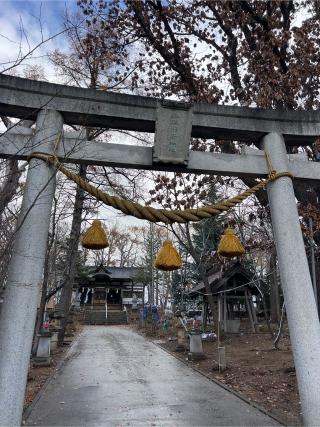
[153,101,192,165]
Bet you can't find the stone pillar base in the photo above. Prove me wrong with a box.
[32,356,51,367]
[174,344,186,352]
[188,352,206,361]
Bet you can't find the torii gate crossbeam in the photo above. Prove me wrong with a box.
[1,127,320,181]
[1,73,320,144]
[0,75,320,426]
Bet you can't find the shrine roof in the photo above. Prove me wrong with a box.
[189,261,266,297]
[75,265,144,286]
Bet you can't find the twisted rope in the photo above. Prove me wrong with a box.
[28,151,293,224]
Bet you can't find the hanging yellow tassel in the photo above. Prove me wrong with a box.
[217,228,245,258]
[81,220,109,250]
[155,240,182,271]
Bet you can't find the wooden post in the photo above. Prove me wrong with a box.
[244,289,256,332]
[142,285,145,309]
[218,346,227,372]
[223,292,227,333]
[248,290,258,328]
[203,301,208,329]
[217,296,221,345]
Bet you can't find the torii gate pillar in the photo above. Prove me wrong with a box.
[263,133,320,425]
[0,109,63,426]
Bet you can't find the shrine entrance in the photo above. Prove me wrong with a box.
[107,289,122,307]
[1,74,320,425]
[93,288,106,306]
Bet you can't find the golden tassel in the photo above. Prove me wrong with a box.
[81,220,109,250]
[155,240,182,271]
[217,228,245,258]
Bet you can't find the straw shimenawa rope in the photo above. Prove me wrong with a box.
[28,151,293,224]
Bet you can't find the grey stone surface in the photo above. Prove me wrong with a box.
[36,335,51,358]
[263,133,320,425]
[189,333,204,354]
[25,326,279,427]
[1,73,320,144]
[154,102,192,165]
[0,110,63,427]
[50,332,59,351]
[3,129,320,182]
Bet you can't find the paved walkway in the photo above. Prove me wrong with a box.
[25,326,279,426]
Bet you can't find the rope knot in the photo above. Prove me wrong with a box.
[268,169,278,181]
[27,152,58,167]
[265,151,294,182]
[48,154,59,167]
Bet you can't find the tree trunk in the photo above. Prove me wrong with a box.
[155,272,159,306]
[0,120,32,290]
[269,251,281,323]
[32,245,50,355]
[202,301,208,329]
[164,272,171,309]
[58,164,86,346]
[273,303,286,350]
[155,268,159,305]
[32,197,58,354]
[0,160,21,218]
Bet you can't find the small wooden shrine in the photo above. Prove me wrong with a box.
[189,261,267,332]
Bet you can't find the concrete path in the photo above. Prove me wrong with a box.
[25,326,280,426]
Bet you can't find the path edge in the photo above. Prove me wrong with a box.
[22,331,83,424]
[152,339,287,426]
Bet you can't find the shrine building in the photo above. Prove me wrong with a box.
[74,265,145,324]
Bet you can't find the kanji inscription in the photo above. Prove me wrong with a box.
[153,101,192,165]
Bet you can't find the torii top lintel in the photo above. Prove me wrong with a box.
[0,74,319,146]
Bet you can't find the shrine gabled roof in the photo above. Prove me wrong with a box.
[76,265,144,285]
[88,265,112,281]
[189,261,265,296]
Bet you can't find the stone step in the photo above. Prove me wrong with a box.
[83,309,127,325]
[107,305,122,311]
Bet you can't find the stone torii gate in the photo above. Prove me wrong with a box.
[0,74,320,425]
